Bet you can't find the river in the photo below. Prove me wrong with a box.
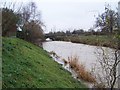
[42,41,119,87]
[43,41,114,70]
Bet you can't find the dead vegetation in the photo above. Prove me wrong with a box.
[68,56,96,83]
[49,51,96,84]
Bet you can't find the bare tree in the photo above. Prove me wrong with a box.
[93,3,120,89]
[20,2,42,24]
[18,2,45,44]
[23,20,44,43]
[94,46,120,89]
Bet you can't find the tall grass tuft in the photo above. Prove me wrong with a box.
[68,56,96,83]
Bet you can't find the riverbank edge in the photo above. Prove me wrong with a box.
[52,35,120,49]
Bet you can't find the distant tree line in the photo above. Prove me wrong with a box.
[2,2,45,46]
[46,4,119,39]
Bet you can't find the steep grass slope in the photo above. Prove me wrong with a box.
[2,37,86,88]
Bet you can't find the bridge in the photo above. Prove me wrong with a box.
[45,34,56,41]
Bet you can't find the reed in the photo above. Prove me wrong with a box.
[68,56,96,83]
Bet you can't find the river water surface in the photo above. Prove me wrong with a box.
[43,41,119,87]
[43,41,114,70]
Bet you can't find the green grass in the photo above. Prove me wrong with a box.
[59,35,117,48]
[2,37,86,88]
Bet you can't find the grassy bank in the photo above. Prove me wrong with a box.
[2,37,86,88]
[55,35,118,48]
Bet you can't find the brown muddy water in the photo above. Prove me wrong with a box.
[43,41,119,88]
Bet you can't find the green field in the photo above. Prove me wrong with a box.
[56,35,118,48]
[2,37,86,88]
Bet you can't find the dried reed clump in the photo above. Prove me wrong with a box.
[68,56,96,83]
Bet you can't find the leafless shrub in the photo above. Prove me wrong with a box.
[95,47,120,89]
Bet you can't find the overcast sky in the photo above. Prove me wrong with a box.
[0,0,120,33]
